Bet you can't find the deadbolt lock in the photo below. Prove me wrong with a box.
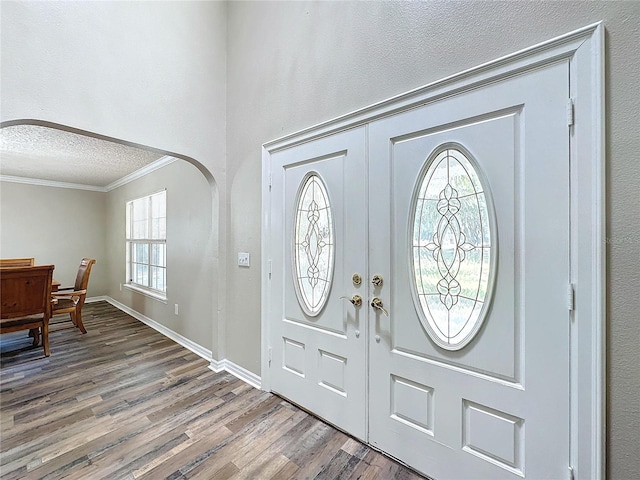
[352,273,362,286]
[372,274,384,287]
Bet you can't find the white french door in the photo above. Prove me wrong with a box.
[268,128,368,440]
[263,26,605,477]
[368,62,570,479]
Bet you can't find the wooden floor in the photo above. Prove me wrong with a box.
[1,301,426,480]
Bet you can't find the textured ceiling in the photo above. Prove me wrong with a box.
[0,125,166,188]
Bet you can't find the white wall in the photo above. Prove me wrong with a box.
[0,181,107,294]
[225,2,639,479]
[105,160,215,352]
[0,0,227,174]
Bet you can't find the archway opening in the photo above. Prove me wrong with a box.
[0,120,221,360]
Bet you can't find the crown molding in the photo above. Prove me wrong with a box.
[0,155,177,192]
[0,174,105,191]
[104,155,177,191]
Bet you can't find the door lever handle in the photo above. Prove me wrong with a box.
[371,297,389,316]
[341,295,362,307]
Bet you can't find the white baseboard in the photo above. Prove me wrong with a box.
[208,358,262,390]
[99,296,261,390]
[86,295,108,303]
[209,357,225,373]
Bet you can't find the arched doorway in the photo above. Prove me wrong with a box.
[0,120,221,362]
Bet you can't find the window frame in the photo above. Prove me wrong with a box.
[125,190,167,300]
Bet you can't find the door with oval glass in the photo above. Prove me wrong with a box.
[267,60,571,478]
[368,61,570,478]
[268,127,368,440]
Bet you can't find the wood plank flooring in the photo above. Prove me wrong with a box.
[0,301,426,480]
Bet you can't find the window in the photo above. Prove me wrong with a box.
[126,190,167,297]
[410,145,496,350]
[293,173,335,316]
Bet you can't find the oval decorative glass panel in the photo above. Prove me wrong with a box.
[293,173,335,316]
[410,145,496,350]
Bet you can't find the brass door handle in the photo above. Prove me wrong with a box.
[371,297,389,316]
[341,295,362,307]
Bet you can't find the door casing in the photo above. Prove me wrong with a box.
[261,23,605,480]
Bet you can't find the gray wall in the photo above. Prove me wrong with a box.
[225,2,639,479]
[105,161,215,352]
[0,181,107,293]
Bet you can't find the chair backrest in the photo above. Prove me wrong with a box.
[1,265,55,319]
[73,258,96,291]
[0,258,35,268]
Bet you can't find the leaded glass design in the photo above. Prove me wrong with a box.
[294,173,335,316]
[411,145,496,350]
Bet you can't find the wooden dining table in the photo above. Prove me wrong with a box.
[51,279,60,292]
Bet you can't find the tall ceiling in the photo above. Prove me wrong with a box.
[0,124,167,189]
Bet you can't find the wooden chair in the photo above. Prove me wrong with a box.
[0,258,35,268]
[1,265,55,356]
[50,258,96,334]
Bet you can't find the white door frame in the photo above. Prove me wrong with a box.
[261,23,604,480]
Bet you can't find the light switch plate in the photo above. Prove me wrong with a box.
[238,252,250,267]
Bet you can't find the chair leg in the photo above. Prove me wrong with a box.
[42,321,50,357]
[74,309,87,334]
[28,328,41,346]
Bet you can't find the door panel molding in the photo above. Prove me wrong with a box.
[262,23,604,480]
